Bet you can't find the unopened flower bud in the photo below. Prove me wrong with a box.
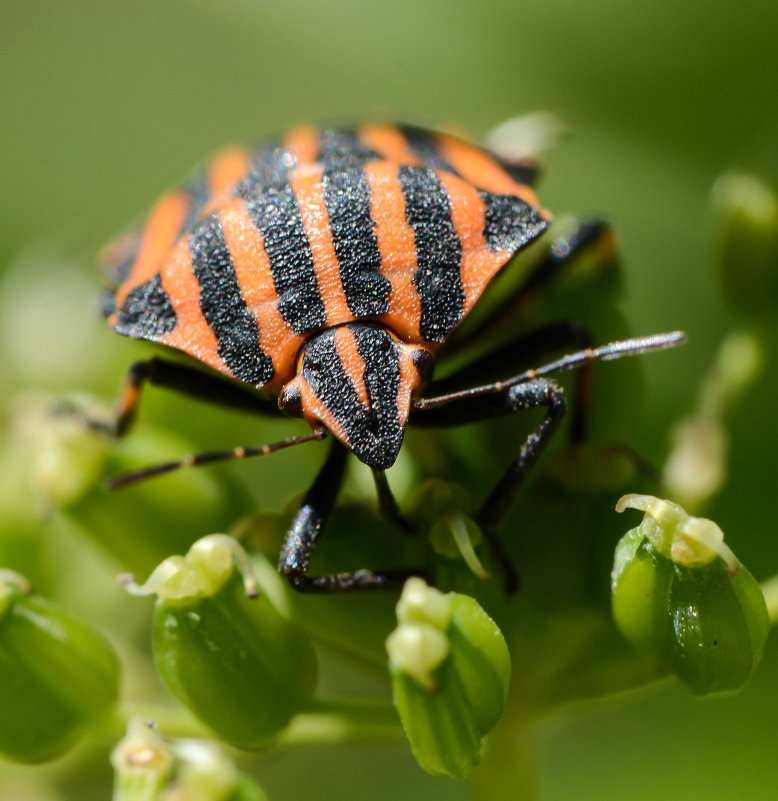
[125,536,317,749]
[387,578,510,779]
[612,495,768,695]
[0,570,119,762]
[711,171,778,322]
[112,719,173,801]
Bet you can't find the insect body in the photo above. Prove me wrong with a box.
[103,125,549,469]
[100,124,683,592]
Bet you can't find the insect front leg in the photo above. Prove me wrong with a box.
[279,442,423,592]
[411,378,567,593]
[61,356,279,438]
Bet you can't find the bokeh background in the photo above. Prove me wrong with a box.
[1,0,778,799]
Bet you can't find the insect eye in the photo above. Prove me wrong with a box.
[278,384,303,417]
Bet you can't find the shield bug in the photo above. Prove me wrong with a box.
[97,123,683,592]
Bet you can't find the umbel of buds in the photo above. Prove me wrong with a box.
[123,535,317,748]
[612,494,769,695]
[386,577,510,780]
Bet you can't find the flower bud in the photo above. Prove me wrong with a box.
[612,495,768,695]
[0,570,120,762]
[160,739,268,801]
[112,718,269,801]
[662,331,763,511]
[112,718,173,801]
[387,578,510,779]
[711,171,778,322]
[125,536,317,749]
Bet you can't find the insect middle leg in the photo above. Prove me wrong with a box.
[279,442,424,592]
[431,320,592,442]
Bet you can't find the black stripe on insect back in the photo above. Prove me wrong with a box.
[398,125,460,176]
[239,181,326,334]
[115,274,177,339]
[180,167,211,233]
[479,191,549,253]
[244,141,293,189]
[318,128,379,171]
[399,166,465,342]
[323,166,390,317]
[189,215,274,385]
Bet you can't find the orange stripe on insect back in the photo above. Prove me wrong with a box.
[115,191,189,309]
[156,240,228,375]
[289,169,352,326]
[436,133,549,217]
[333,326,369,407]
[219,198,303,389]
[359,124,422,164]
[437,171,509,319]
[364,161,423,342]
[206,146,252,199]
[283,126,320,167]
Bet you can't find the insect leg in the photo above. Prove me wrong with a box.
[430,320,592,442]
[63,357,279,438]
[411,332,685,592]
[279,442,423,592]
[372,469,414,532]
[412,377,566,593]
[443,220,616,440]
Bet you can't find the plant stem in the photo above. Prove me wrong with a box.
[279,696,403,746]
[116,697,403,747]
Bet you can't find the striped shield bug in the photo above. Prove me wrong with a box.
[96,123,684,592]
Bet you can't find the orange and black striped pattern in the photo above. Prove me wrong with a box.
[279,322,432,469]
[101,124,551,393]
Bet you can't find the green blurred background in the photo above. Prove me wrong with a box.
[2,0,778,798]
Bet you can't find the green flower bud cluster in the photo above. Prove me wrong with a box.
[124,535,317,749]
[612,495,769,695]
[0,569,119,762]
[386,577,510,779]
[112,718,268,801]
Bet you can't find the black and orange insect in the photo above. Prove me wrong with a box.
[98,123,682,592]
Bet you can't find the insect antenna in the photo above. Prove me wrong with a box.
[416,331,686,410]
[512,330,688,384]
[104,428,328,490]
